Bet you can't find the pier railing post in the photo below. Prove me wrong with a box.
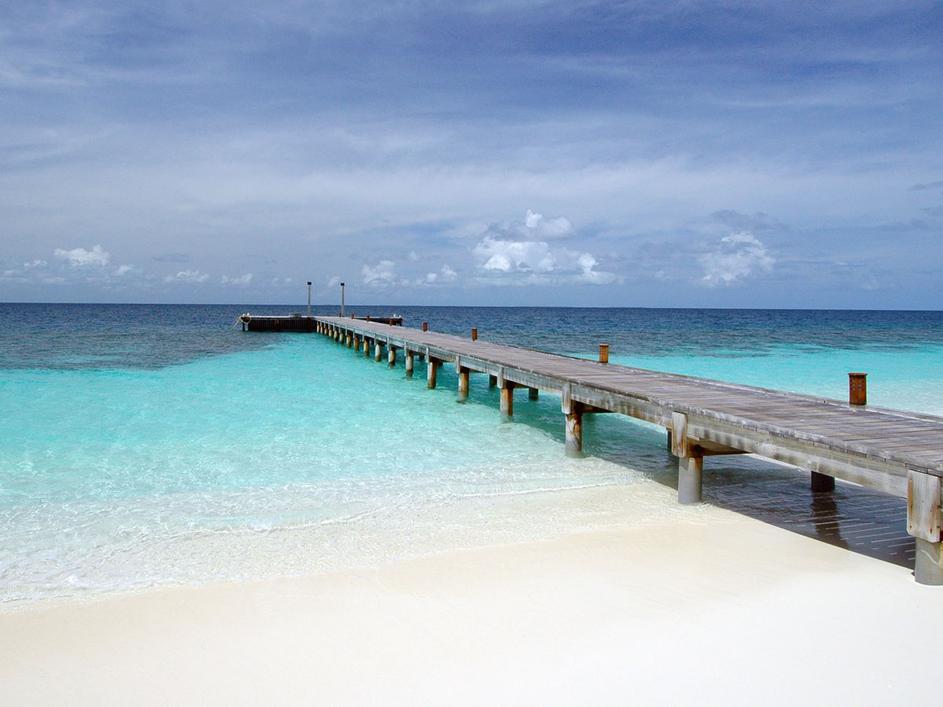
[471,328,478,341]
[598,344,609,364]
[422,321,429,332]
[908,470,942,585]
[561,385,583,457]
[849,372,867,406]
[671,411,703,504]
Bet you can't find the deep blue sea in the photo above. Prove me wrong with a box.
[2,303,941,604]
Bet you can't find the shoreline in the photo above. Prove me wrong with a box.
[2,506,940,706]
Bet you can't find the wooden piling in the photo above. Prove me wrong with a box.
[562,387,583,457]
[374,341,383,362]
[811,472,835,492]
[489,374,497,388]
[427,358,438,389]
[849,372,867,406]
[672,412,703,503]
[908,470,942,585]
[499,377,514,419]
[458,366,470,401]
[388,346,396,367]
[364,338,371,357]
[405,350,414,377]
[528,387,539,400]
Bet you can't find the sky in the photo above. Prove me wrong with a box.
[1,1,941,308]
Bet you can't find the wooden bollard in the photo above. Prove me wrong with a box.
[471,328,478,341]
[422,321,429,332]
[598,344,609,364]
[849,372,867,406]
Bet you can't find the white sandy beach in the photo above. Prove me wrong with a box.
[2,501,940,707]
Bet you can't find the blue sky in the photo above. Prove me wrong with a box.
[1,1,941,307]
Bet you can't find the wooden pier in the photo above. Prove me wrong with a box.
[314,316,943,585]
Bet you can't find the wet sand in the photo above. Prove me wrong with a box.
[1,506,939,706]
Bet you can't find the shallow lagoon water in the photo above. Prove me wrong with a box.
[1,305,941,603]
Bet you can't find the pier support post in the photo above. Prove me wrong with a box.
[353,334,360,350]
[671,411,703,504]
[908,471,942,585]
[405,350,414,377]
[528,387,539,400]
[666,429,672,452]
[678,454,704,505]
[811,471,835,493]
[458,366,470,401]
[363,338,370,356]
[489,374,497,388]
[499,376,514,419]
[427,358,439,389]
[374,342,383,362]
[346,333,353,348]
[561,386,583,457]
[388,346,396,367]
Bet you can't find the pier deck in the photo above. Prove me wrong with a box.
[315,316,943,583]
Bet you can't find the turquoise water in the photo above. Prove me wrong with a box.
[1,305,941,603]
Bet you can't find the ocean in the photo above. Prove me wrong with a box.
[1,303,941,604]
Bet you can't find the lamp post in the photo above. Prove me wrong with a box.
[306,281,312,317]
[340,282,345,317]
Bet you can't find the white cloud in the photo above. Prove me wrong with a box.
[327,275,341,288]
[114,264,133,276]
[165,269,209,283]
[474,236,557,273]
[472,236,616,286]
[523,209,572,239]
[421,264,458,285]
[407,250,420,261]
[53,244,110,267]
[699,232,774,287]
[221,273,253,285]
[23,259,47,270]
[362,260,396,287]
[574,253,617,284]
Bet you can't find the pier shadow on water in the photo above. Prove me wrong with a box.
[581,414,916,570]
[455,376,916,571]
